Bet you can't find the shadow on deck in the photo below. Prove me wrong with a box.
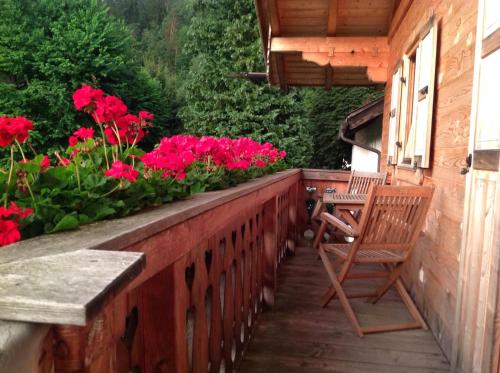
[239,246,450,373]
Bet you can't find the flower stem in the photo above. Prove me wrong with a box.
[100,183,120,198]
[24,178,37,213]
[98,123,110,169]
[75,156,81,192]
[15,140,26,161]
[4,146,14,207]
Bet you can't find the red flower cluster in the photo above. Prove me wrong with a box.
[72,85,104,111]
[104,161,139,183]
[72,85,153,146]
[69,127,94,146]
[40,155,50,171]
[141,135,286,180]
[0,116,34,147]
[0,202,33,247]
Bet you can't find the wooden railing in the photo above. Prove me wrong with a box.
[0,168,351,373]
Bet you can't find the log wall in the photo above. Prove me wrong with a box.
[380,0,478,359]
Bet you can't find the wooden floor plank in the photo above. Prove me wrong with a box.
[239,246,450,372]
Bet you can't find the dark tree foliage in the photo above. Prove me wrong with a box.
[177,0,313,167]
[304,87,383,170]
[0,0,175,152]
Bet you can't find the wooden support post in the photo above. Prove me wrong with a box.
[172,259,190,373]
[263,196,277,308]
[287,183,298,255]
[141,266,175,372]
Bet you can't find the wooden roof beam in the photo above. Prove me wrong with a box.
[388,0,414,41]
[327,0,338,36]
[270,37,389,83]
[268,0,280,35]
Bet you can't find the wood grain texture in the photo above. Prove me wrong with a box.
[239,246,450,372]
[380,0,478,360]
[43,173,300,372]
[0,250,144,325]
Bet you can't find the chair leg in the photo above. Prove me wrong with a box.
[318,246,364,337]
[312,220,327,250]
[394,279,428,330]
[320,256,345,307]
[370,263,403,304]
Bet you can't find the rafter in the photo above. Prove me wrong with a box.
[388,0,414,41]
[327,0,338,36]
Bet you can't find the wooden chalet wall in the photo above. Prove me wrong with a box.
[380,0,478,359]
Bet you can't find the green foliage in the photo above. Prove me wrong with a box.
[2,132,285,243]
[304,87,383,169]
[178,0,312,167]
[0,0,174,153]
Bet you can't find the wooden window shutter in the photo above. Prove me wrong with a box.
[387,66,402,165]
[413,18,438,168]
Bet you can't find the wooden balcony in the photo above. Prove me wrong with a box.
[239,246,449,372]
[0,169,449,372]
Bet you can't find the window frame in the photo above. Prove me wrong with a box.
[389,16,438,170]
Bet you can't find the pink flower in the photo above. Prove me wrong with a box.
[73,127,94,140]
[40,155,50,170]
[104,161,139,182]
[0,202,33,220]
[0,116,34,147]
[68,136,78,147]
[0,220,20,246]
[138,111,154,120]
[72,85,104,111]
[94,96,128,123]
[69,127,95,147]
[254,159,266,168]
[70,149,80,159]
[60,158,71,167]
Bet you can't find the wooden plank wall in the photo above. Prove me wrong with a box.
[380,0,478,359]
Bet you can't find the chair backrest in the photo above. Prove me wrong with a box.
[347,171,387,194]
[356,185,434,254]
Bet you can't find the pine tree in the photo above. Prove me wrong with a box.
[178,0,313,167]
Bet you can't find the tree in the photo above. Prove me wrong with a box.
[304,87,383,169]
[0,0,175,152]
[177,0,312,167]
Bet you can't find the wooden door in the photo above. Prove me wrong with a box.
[452,0,500,372]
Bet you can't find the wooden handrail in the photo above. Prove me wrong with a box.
[0,168,354,373]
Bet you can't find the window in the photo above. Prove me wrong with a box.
[387,17,438,168]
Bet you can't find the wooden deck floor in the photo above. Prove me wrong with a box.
[239,246,450,373]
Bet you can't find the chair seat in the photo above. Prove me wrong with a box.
[322,243,404,263]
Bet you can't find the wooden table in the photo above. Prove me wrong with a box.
[322,193,367,230]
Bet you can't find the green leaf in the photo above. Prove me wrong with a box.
[51,214,80,233]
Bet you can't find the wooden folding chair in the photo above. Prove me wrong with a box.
[311,170,387,245]
[316,184,434,337]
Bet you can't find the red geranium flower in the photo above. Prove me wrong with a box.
[40,155,50,170]
[73,85,104,111]
[0,116,34,147]
[68,136,78,147]
[0,202,33,220]
[69,127,94,146]
[73,127,94,140]
[0,219,21,246]
[104,161,138,182]
[138,111,154,120]
[94,96,128,124]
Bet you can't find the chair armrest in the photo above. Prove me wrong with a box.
[320,212,359,237]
